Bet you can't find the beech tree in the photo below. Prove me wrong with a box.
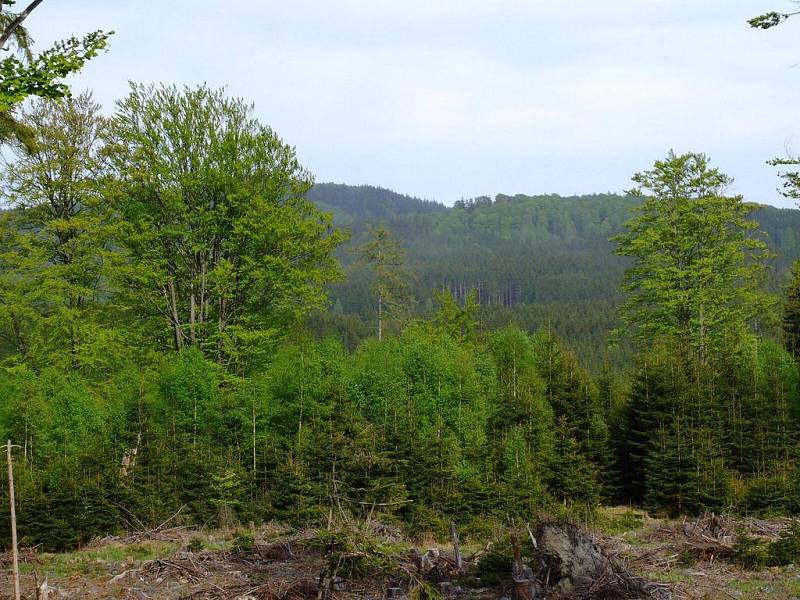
[613,151,773,361]
[108,84,345,370]
[0,93,121,372]
[783,261,800,358]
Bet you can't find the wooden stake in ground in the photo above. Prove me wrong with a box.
[5,439,21,600]
[450,522,463,571]
[510,526,537,600]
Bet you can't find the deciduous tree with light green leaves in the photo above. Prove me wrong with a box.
[0,93,124,373]
[782,260,800,358]
[107,84,346,371]
[612,151,773,362]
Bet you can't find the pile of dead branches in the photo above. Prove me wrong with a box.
[640,512,737,562]
[140,552,209,584]
[743,516,797,538]
[0,546,39,569]
[622,544,680,574]
[572,560,672,600]
[407,547,463,582]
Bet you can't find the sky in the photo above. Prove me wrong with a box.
[31,0,800,207]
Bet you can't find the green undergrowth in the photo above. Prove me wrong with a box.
[734,525,800,570]
[593,507,650,536]
[20,540,181,578]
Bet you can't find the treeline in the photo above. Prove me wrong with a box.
[0,323,616,550]
[2,85,800,553]
[308,185,800,365]
[2,315,799,551]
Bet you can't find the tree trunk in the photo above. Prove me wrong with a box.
[166,279,183,350]
[189,290,196,343]
[252,398,257,473]
[199,258,208,324]
[450,522,463,571]
[6,440,20,600]
[217,296,226,362]
[377,294,383,342]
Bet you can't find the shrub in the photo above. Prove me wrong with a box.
[768,524,800,566]
[410,582,442,600]
[187,537,205,553]
[232,529,255,551]
[471,535,536,587]
[732,531,769,569]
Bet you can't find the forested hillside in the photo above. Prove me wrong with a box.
[7,4,800,599]
[308,183,800,364]
[1,86,800,562]
[0,82,797,557]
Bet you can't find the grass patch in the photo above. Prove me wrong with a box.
[643,570,691,584]
[594,507,649,536]
[20,540,180,578]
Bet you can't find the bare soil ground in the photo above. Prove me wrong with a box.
[2,510,800,600]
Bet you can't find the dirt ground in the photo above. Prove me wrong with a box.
[2,510,800,600]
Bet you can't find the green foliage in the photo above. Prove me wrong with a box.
[211,468,244,528]
[308,183,800,370]
[232,529,255,551]
[0,94,129,373]
[748,10,798,29]
[731,525,800,570]
[0,0,113,112]
[433,289,479,339]
[3,82,800,556]
[733,532,770,570]
[311,528,400,579]
[472,543,516,586]
[594,509,646,536]
[613,151,773,359]
[187,537,205,553]
[783,261,800,358]
[771,156,800,205]
[410,582,442,600]
[768,524,800,566]
[0,2,112,146]
[472,536,536,587]
[356,224,413,340]
[607,153,800,517]
[0,31,113,111]
[108,83,345,369]
[548,416,601,506]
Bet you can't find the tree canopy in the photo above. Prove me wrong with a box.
[108,84,346,370]
[612,151,773,359]
[0,1,112,144]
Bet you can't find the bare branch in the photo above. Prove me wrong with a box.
[0,0,44,49]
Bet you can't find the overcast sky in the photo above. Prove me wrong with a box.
[32,1,800,207]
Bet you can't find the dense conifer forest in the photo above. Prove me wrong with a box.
[308,184,800,365]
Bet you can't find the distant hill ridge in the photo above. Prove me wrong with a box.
[309,182,799,249]
[306,182,800,363]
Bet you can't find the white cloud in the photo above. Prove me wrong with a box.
[21,0,800,205]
